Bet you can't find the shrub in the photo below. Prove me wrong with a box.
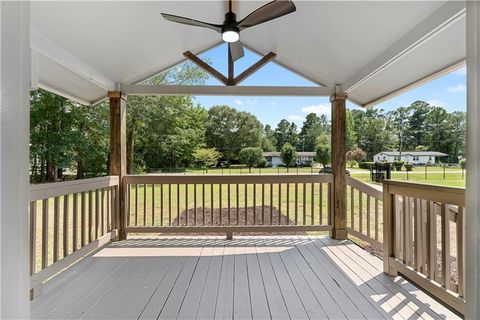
[359,161,375,169]
[257,157,268,168]
[393,161,404,171]
[459,158,466,169]
[238,147,264,173]
[404,163,413,171]
[280,143,297,169]
[315,144,330,168]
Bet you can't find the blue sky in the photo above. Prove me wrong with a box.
[192,43,466,127]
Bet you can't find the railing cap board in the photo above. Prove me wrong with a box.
[382,180,465,207]
[346,176,382,200]
[30,176,119,202]
[123,174,333,185]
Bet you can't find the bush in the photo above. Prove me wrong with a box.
[459,159,466,169]
[404,163,414,171]
[359,161,375,169]
[257,158,268,168]
[393,161,404,171]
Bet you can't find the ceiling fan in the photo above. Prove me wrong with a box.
[161,0,296,62]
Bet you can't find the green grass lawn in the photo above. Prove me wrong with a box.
[350,170,466,187]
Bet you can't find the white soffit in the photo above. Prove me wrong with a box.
[38,54,107,105]
[350,14,466,107]
[30,1,465,105]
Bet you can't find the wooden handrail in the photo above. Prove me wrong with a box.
[124,174,334,235]
[30,176,119,201]
[382,180,466,315]
[29,176,120,299]
[124,174,333,185]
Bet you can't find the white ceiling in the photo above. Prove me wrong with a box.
[30,1,466,106]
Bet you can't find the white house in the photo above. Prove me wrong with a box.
[373,151,448,164]
[264,152,316,166]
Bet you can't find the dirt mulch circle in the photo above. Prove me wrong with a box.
[163,206,308,236]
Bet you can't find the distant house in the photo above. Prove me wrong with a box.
[373,151,448,164]
[263,152,316,166]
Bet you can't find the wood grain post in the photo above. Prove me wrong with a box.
[382,182,397,276]
[330,92,348,240]
[109,91,127,240]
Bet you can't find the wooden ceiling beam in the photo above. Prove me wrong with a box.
[233,52,276,85]
[183,51,230,86]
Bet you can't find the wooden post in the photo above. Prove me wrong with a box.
[330,92,348,240]
[109,91,127,240]
[466,2,480,318]
[382,182,397,276]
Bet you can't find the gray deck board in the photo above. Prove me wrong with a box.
[31,236,461,320]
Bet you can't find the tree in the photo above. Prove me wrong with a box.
[315,144,331,168]
[205,106,263,162]
[238,147,264,173]
[280,143,297,171]
[424,106,453,157]
[346,148,366,168]
[351,108,397,159]
[138,100,208,170]
[449,111,466,161]
[274,119,299,150]
[388,106,411,158]
[193,148,222,172]
[261,124,277,152]
[126,60,209,173]
[345,110,357,151]
[30,89,112,182]
[298,113,329,151]
[406,101,431,149]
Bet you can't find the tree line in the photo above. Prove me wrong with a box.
[30,64,466,182]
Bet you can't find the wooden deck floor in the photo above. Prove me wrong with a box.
[31,236,460,320]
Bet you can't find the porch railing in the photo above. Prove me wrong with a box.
[124,174,333,235]
[383,180,466,314]
[346,176,383,247]
[29,176,119,296]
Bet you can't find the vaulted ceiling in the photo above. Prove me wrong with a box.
[30,1,466,106]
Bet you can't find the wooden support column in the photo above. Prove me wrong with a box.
[109,91,127,240]
[466,2,480,318]
[330,92,348,240]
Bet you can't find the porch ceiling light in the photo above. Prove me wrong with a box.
[222,28,239,43]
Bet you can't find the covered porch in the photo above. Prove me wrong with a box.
[2,1,480,319]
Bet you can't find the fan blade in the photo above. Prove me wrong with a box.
[237,0,296,29]
[229,41,244,61]
[161,13,222,32]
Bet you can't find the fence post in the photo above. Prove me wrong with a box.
[443,163,446,180]
[382,181,397,276]
[425,165,427,179]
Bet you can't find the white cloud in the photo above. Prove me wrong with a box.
[234,98,257,106]
[447,83,466,93]
[288,114,303,121]
[427,100,447,108]
[301,104,330,115]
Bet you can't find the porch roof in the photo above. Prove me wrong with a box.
[30,1,466,106]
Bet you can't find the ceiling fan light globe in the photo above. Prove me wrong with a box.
[222,30,239,43]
